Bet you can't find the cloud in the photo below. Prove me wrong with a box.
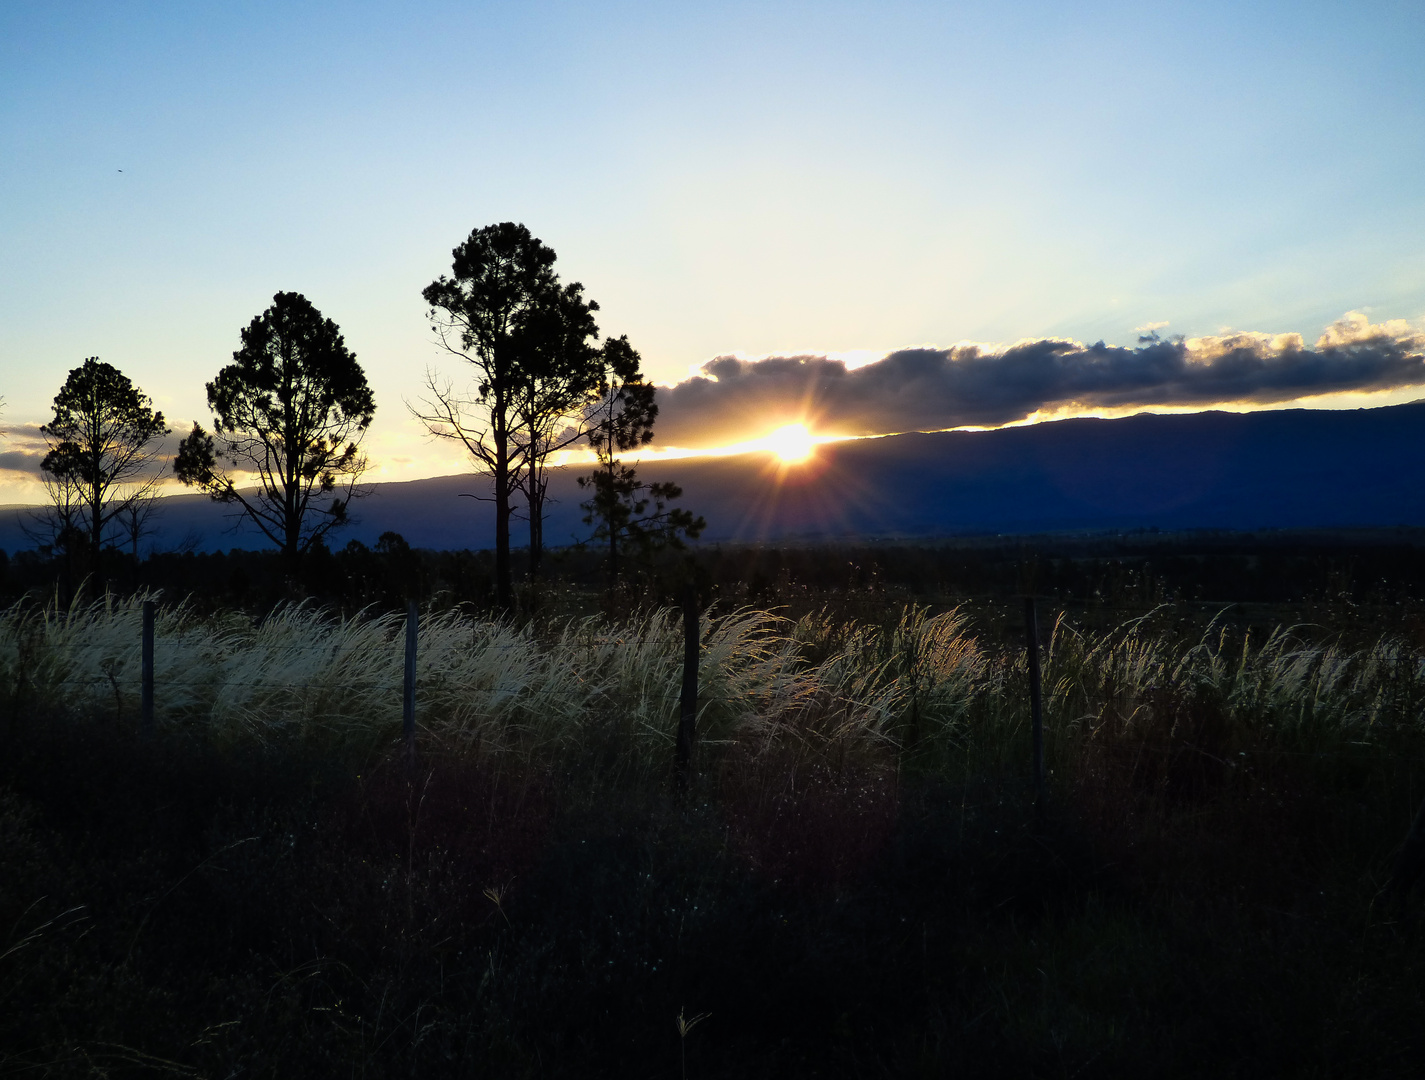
[0,422,190,482]
[651,313,1425,449]
[0,425,48,479]
[0,450,43,475]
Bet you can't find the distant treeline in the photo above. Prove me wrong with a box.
[4,529,1425,624]
[706,531,1425,606]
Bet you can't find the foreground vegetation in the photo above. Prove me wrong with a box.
[3,593,1425,1076]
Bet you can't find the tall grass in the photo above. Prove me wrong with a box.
[1039,609,1425,760]
[0,598,969,770]
[2,594,1422,788]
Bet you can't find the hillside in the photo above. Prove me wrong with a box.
[3,401,1423,554]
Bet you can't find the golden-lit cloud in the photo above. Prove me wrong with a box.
[651,313,1425,451]
[0,422,194,506]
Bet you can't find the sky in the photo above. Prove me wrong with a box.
[3,0,1425,504]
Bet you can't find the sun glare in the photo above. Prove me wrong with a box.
[766,423,814,463]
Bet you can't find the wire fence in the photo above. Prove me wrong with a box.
[8,594,1424,765]
[8,591,1425,888]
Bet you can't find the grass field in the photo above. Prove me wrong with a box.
[3,592,1425,1076]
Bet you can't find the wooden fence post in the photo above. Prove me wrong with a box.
[140,600,155,738]
[1024,596,1045,814]
[675,586,699,793]
[403,600,418,761]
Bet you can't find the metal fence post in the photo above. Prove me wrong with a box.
[675,586,699,793]
[1024,596,1045,814]
[140,600,155,738]
[403,599,418,760]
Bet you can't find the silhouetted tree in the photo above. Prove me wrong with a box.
[511,280,602,581]
[176,292,375,568]
[413,222,597,607]
[114,487,161,560]
[38,358,169,588]
[25,466,87,604]
[580,336,704,587]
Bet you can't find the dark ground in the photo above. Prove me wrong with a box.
[2,696,1424,1077]
[3,535,1425,1077]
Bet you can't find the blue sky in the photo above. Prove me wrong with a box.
[3,0,1424,499]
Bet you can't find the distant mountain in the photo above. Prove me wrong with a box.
[3,402,1424,555]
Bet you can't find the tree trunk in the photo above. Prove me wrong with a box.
[493,420,514,611]
[285,517,301,565]
[86,478,104,593]
[527,471,544,582]
[606,456,618,589]
[89,505,102,569]
[61,538,73,610]
[495,482,512,610]
[608,522,618,589]
[525,406,543,583]
[282,484,302,589]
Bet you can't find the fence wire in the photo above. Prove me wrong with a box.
[7,595,1425,768]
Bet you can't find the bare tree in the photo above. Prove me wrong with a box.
[113,480,162,560]
[410,366,527,602]
[24,466,87,604]
[176,292,375,568]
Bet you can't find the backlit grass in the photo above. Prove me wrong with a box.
[3,593,1425,1076]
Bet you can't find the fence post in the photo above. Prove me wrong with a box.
[675,585,699,793]
[403,599,418,761]
[1024,596,1045,815]
[140,600,155,738]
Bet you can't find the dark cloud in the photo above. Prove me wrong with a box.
[652,313,1425,449]
[0,425,47,478]
[0,450,44,475]
[0,423,189,480]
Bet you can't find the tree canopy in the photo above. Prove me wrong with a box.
[512,279,603,579]
[39,357,169,583]
[580,336,704,586]
[176,291,375,565]
[413,222,602,606]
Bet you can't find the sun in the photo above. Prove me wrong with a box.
[766,423,814,463]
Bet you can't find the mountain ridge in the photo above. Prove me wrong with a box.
[2,402,1422,554]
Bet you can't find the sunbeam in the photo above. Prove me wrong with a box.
[765,424,814,463]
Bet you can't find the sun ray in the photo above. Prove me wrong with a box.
[765,424,814,463]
